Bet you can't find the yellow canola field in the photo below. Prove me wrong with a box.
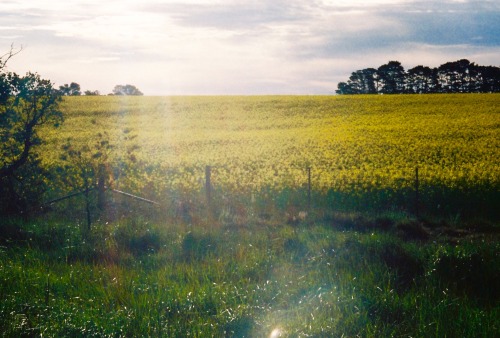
[48,94,499,195]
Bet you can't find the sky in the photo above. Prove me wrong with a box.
[1,0,499,95]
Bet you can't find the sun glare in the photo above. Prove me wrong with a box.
[270,327,284,338]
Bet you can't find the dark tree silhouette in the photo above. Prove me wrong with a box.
[377,61,406,94]
[0,48,63,215]
[336,81,355,95]
[336,59,500,94]
[336,68,378,94]
[477,65,500,93]
[84,90,100,96]
[407,65,435,94]
[58,82,81,96]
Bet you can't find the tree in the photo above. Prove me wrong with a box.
[112,84,143,96]
[346,71,365,94]
[335,68,377,94]
[336,82,355,95]
[437,60,468,93]
[377,61,406,94]
[0,48,63,215]
[58,82,81,96]
[477,65,500,93]
[407,65,434,94]
[0,46,22,104]
[84,90,100,96]
[336,59,500,95]
[359,68,378,94]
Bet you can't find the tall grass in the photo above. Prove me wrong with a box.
[1,215,498,337]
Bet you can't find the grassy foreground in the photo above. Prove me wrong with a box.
[0,215,498,337]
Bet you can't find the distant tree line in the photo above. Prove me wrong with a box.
[57,82,100,96]
[336,59,500,94]
[111,84,143,96]
[56,83,143,96]
[58,82,82,96]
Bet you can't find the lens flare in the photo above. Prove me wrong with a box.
[270,327,283,338]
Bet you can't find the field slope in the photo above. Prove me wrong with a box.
[43,94,500,220]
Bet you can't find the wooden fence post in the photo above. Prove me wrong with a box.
[205,165,212,217]
[84,187,92,231]
[307,167,312,211]
[415,166,419,219]
[97,164,106,211]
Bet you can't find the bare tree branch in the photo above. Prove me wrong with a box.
[0,44,23,69]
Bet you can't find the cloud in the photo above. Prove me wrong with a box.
[278,0,500,77]
[141,1,306,29]
[1,0,499,94]
[380,1,500,46]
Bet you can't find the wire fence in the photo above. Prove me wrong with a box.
[44,164,499,226]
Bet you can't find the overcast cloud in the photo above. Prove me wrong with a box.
[1,0,499,95]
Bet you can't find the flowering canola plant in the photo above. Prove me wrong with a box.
[46,94,499,200]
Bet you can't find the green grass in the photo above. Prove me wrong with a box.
[1,216,498,337]
[2,95,498,336]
